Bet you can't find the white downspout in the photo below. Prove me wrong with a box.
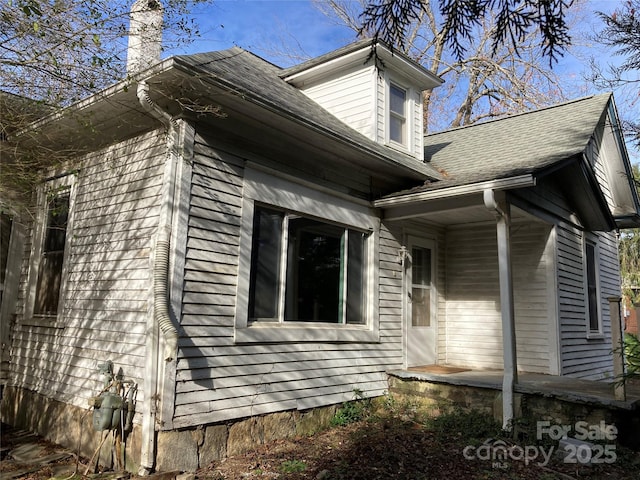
[483,189,517,431]
[609,296,626,401]
[137,80,180,474]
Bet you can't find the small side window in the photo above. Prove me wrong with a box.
[26,176,75,322]
[389,84,407,145]
[33,189,70,315]
[584,238,602,335]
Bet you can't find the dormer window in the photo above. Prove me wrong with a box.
[282,40,443,160]
[389,83,407,146]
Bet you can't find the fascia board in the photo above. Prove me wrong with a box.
[577,154,618,231]
[283,43,442,90]
[282,46,374,86]
[375,47,443,89]
[615,214,640,229]
[14,57,177,138]
[606,98,640,217]
[374,175,536,208]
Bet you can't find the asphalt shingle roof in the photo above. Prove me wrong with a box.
[174,47,443,180]
[422,93,612,190]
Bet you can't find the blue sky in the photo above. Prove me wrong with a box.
[171,0,357,65]
[171,0,621,68]
[166,0,638,160]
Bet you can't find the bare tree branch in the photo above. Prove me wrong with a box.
[360,0,574,64]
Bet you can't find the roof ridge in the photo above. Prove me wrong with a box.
[176,46,284,71]
[425,93,612,137]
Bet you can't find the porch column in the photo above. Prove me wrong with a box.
[609,296,626,401]
[484,190,517,431]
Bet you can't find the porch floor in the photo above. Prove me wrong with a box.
[389,366,640,411]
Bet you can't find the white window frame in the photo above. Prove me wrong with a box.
[24,174,76,326]
[235,167,380,344]
[408,238,437,329]
[385,78,414,152]
[584,234,603,338]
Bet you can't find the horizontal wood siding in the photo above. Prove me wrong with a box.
[300,66,375,140]
[589,118,616,213]
[511,223,553,373]
[557,225,617,379]
[173,134,400,428]
[9,130,165,406]
[436,228,447,365]
[445,222,552,372]
[378,223,404,352]
[445,225,501,369]
[376,74,385,143]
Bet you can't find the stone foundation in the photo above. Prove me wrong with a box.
[1,385,339,473]
[387,375,640,449]
[0,386,143,472]
[4,379,637,474]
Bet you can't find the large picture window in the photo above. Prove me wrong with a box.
[248,206,368,325]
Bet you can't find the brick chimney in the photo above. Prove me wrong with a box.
[127,0,163,75]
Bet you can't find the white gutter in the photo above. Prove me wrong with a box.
[136,80,181,475]
[484,189,517,431]
[375,174,536,208]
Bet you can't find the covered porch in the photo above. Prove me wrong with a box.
[387,366,640,448]
[390,366,640,410]
[376,171,626,429]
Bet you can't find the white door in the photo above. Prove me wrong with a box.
[406,237,437,367]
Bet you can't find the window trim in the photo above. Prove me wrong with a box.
[24,175,75,326]
[249,206,369,325]
[389,83,407,146]
[584,234,603,338]
[235,168,380,344]
[386,79,413,152]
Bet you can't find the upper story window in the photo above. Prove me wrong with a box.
[389,83,407,146]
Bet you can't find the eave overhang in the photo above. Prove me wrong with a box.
[281,39,443,91]
[169,56,440,182]
[615,214,640,229]
[564,154,618,231]
[603,97,640,229]
[374,175,537,223]
[375,174,536,208]
[9,55,441,187]
[375,154,619,232]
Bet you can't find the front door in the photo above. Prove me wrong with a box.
[406,237,437,367]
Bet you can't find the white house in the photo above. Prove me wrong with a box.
[1,34,638,473]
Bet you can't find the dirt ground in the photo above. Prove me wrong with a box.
[2,406,640,480]
[201,414,640,480]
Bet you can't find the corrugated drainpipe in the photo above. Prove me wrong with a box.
[137,80,180,475]
[483,189,517,431]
